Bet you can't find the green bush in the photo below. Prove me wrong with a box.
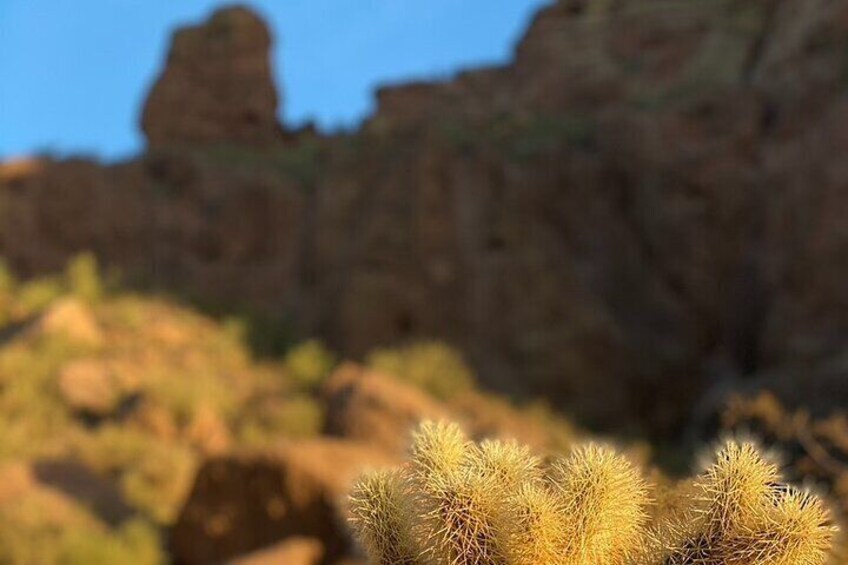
[73,426,196,525]
[238,394,325,445]
[57,519,164,565]
[65,253,104,304]
[0,259,15,326]
[0,335,82,461]
[15,276,65,317]
[366,342,475,401]
[0,494,164,565]
[284,340,336,391]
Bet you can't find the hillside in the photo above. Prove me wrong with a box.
[0,255,585,563]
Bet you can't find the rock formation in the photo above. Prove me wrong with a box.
[141,6,281,147]
[3,1,848,435]
[171,439,397,564]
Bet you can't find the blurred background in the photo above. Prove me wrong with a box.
[2,0,848,563]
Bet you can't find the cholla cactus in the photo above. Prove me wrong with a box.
[349,421,649,565]
[549,444,649,563]
[409,422,511,565]
[656,440,836,565]
[348,424,837,565]
[349,469,420,565]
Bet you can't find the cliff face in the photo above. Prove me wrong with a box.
[3,1,848,435]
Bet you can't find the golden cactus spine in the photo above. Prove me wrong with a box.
[348,423,836,565]
[657,440,836,565]
[349,421,651,565]
[349,468,421,565]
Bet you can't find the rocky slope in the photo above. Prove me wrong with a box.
[3,0,848,435]
[0,256,577,564]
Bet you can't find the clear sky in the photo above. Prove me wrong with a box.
[0,0,549,161]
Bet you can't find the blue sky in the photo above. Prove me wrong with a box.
[0,0,549,161]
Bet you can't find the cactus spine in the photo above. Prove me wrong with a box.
[349,424,836,565]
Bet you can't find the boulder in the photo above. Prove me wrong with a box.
[322,363,576,453]
[322,362,450,453]
[58,359,121,417]
[184,404,232,455]
[26,298,103,347]
[171,439,396,564]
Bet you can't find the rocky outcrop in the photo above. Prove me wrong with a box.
[25,298,103,347]
[58,359,123,417]
[322,362,575,453]
[141,6,281,147]
[4,1,848,435]
[321,363,451,453]
[171,440,396,564]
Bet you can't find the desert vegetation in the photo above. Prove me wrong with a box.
[0,256,322,562]
[0,254,586,563]
[0,254,842,564]
[5,0,848,560]
[350,421,838,565]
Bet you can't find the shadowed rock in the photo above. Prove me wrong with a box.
[171,439,397,564]
[142,6,281,147]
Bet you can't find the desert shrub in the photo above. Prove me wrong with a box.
[237,394,325,445]
[349,421,837,565]
[0,258,14,293]
[0,489,163,565]
[284,339,336,391]
[56,519,164,565]
[119,444,197,524]
[144,370,237,427]
[0,259,15,326]
[366,342,475,401]
[14,276,65,317]
[0,335,83,461]
[221,315,249,344]
[73,426,196,524]
[0,252,104,323]
[65,253,104,304]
